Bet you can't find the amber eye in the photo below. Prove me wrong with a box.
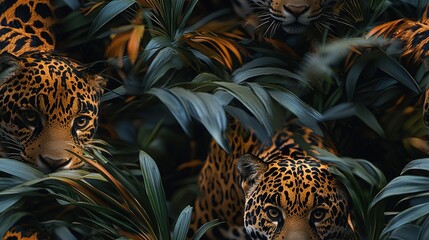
[73,116,90,130]
[310,208,327,222]
[266,207,282,221]
[21,110,39,126]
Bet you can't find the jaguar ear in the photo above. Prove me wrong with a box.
[238,154,267,194]
[0,53,21,84]
[89,74,106,95]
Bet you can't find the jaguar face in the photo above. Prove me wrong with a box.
[238,153,351,240]
[0,52,104,173]
[251,0,333,35]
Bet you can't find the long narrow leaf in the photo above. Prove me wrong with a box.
[215,82,273,137]
[192,219,223,240]
[381,202,429,237]
[88,0,137,37]
[0,159,44,180]
[172,205,192,240]
[139,150,169,239]
[371,176,429,207]
[376,51,421,93]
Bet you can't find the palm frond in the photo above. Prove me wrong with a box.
[371,158,429,239]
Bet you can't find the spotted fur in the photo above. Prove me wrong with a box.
[0,0,105,173]
[367,6,429,127]
[3,225,49,240]
[190,123,352,239]
[0,1,104,239]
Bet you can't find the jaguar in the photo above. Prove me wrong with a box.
[0,0,104,239]
[190,122,353,239]
[232,0,339,37]
[367,7,429,126]
[0,0,105,173]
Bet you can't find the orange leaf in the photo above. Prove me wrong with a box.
[106,31,131,59]
[127,25,145,64]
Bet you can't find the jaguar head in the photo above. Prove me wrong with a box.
[238,153,351,240]
[0,52,105,173]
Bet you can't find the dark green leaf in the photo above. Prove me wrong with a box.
[192,219,223,240]
[345,56,367,100]
[172,205,192,240]
[322,103,385,136]
[0,212,31,238]
[381,202,429,237]
[269,89,323,122]
[371,176,429,207]
[139,150,169,239]
[0,159,44,180]
[376,52,420,94]
[232,67,304,84]
[148,88,192,135]
[401,158,429,174]
[88,0,136,37]
[215,82,273,137]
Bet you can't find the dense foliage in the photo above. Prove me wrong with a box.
[1,0,429,239]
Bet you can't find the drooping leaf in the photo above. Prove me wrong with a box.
[321,103,385,136]
[376,51,420,94]
[191,219,223,240]
[0,158,44,181]
[400,158,429,174]
[148,87,192,135]
[88,0,137,37]
[215,82,274,137]
[371,176,429,207]
[381,202,429,237]
[269,89,323,126]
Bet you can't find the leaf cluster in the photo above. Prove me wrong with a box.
[0,151,218,239]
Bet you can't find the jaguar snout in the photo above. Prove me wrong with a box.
[284,4,310,17]
[39,155,71,172]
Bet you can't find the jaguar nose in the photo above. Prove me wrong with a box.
[40,155,71,172]
[284,4,310,17]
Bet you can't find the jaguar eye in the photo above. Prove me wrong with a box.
[21,110,39,126]
[73,116,90,130]
[310,208,328,222]
[266,207,282,221]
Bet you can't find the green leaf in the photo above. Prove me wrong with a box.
[269,89,323,122]
[88,0,136,37]
[149,87,228,150]
[148,88,192,135]
[353,104,385,136]
[388,224,421,240]
[0,159,44,181]
[401,158,429,174]
[0,212,31,238]
[322,103,385,136]
[376,52,421,94]
[232,67,304,84]
[381,202,429,237]
[215,82,273,137]
[192,219,223,240]
[60,0,80,10]
[371,176,429,207]
[0,196,20,213]
[345,55,368,100]
[172,205,192,240]
[177,0,199,35]
[139,150,169,239]
[143,47,178,89]
[225,106,270,144]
